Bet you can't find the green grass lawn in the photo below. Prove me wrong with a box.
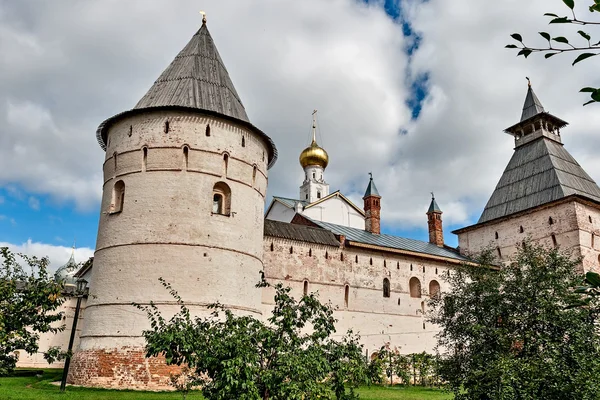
[0,369,452,400]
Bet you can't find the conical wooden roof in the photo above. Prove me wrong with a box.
[478,133,600,223]
[134,22,249,122]
[95,21,278,168]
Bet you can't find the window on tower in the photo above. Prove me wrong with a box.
[109,180,125,214]
[212,182,231,216]
[313,172,316,179]
[317,191,321,199]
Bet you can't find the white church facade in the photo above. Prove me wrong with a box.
[17,17,600,389]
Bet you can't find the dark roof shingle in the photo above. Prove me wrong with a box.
[264,219,340,247]
[478,137,600,223]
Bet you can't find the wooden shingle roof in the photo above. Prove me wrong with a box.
[477,137,600,223]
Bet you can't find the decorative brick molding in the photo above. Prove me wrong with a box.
[68,347,181,389]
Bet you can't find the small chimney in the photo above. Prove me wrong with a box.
[363,174,381,235]
[427,193,444,247]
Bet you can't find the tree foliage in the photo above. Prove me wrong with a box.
[429,242,600,399]
[507,0,600,105]
[0,247,66,376]
[136,275,368,400]
[369,348,441,387]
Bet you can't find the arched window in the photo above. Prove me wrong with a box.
[270,242,274,252]
[205,124,211,136]
[429,280,440,298]
[317,191,321,199]
[183,146,189,170]
[397,261,399,269]
[303,280,309,296]
[355,255,358,263]
[325,251,328,259]
[110,180,125,214]
[241,136,246,147]
[212,182,231,216]
[369,258,373,265]
[383,278,391,298]
[423,266,426,273]
[313,172,316,179]
[290,246,294,254]
[308,248,312,257]
[344,285,349,308]
[384,260,386,268]
[409,277,421,298]
[410,264,413,271]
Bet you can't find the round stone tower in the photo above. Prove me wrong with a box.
[69,18,277,388]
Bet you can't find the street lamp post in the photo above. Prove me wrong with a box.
[60,278,87,392]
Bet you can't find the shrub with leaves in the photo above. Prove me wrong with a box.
[506,0,600,105]
[0,247,66,376]
[136,275,368,400]
[429,241,600,400]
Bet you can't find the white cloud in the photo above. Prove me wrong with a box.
[0,239,94,273]
[1,0,599,235]
[28,196,40,211]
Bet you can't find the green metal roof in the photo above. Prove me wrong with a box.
[363,176,380,198]
[427,196,442,213]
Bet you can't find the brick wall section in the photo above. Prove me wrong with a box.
[363,195,381,234]
[427,211,444,247]
[68,348,181,389]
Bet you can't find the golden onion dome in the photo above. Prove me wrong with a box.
[299,140,329,169]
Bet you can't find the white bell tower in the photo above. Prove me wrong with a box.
[299,110,330,203]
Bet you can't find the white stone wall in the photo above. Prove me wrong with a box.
[302,196,365,229]
[457,199,600,272]
[262,237,450,355]
[16,297,87,368]
[266,201,296,223]
[78,110,271,353]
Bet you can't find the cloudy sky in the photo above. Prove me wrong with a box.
[1,0,599,270]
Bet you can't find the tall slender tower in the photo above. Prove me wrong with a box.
[69,17,277,388]
[299,111,329,202]
[427,194,444,247]
[363,174,381,234]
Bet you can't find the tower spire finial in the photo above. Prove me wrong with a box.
[431,191,435,200]
[526,76,531,87]
[200,10,207,24]
[311,109,317,144]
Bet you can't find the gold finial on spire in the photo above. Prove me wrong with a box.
[299,109,329,169]
[311,109,318,143]
[526,76,531,87]
[200,10,207,24]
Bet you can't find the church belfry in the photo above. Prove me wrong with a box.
[504,78,568,149]
[299,111,329,203]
